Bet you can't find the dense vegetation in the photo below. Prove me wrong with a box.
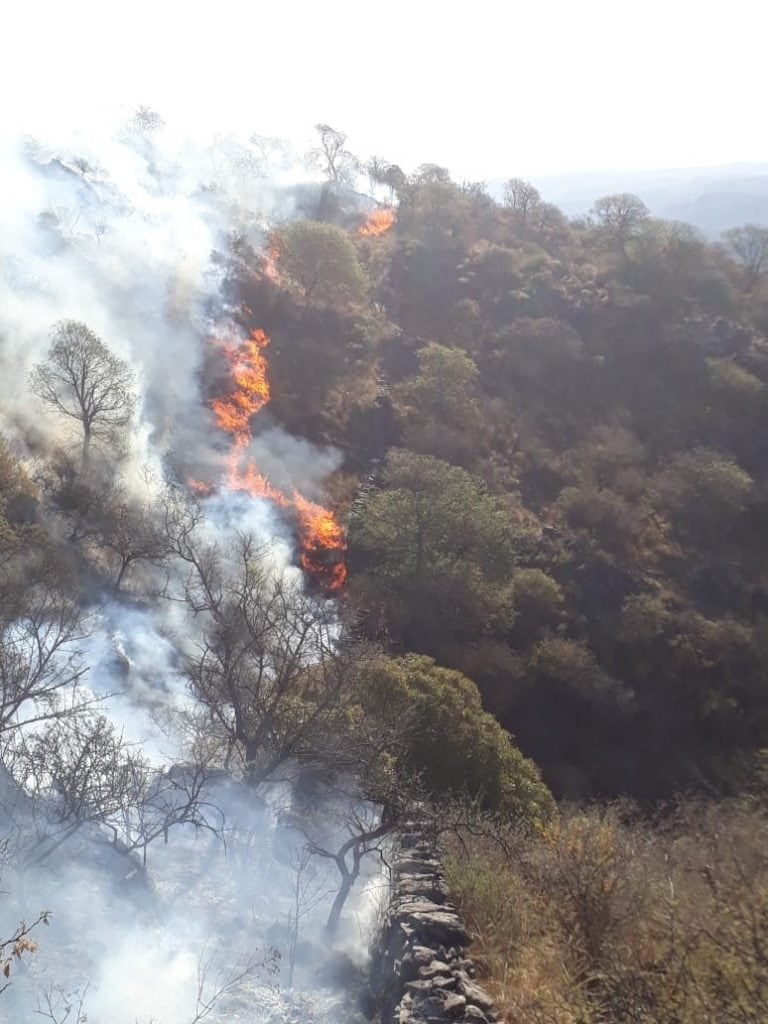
[233,165,768,802]
[4,119,768,1019]
[443,795,768,1024]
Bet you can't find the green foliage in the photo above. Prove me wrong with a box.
[272,220,368,304]
[349,450,528,657]
[556,484,642,554]
[0,437,38,560]
[653,447,753,544]
[356,654,554,824]
[331,171,768,798]
[394,343,482,465]
[528,636,618,693]
[509,569,564,638]
[706,355,764,397]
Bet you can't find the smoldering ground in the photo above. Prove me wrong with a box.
[0,775,383,1023]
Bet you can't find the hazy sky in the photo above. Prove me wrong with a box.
[4,0,765,178]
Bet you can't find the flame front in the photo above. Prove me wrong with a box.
[210,329,270,438]
[294,494,348,592]
[358,207,396,237]
[198,324,347,593]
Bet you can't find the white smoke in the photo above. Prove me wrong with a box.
[0,113,383,1023]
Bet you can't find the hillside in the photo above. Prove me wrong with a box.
[2,121,768,1022]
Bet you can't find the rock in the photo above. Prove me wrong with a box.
[394,858,443,875]
[443,993,467,1017]
[458,978,495,1012]
[397,898,449,915]
[399,832,422,845]
[406,979,438,993]
[419,959,453,979]
[398,875,450,904]
[412,945,441,961]
[406,910,469,947]
[371,825,495,1024]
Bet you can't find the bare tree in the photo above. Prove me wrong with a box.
[305,124,359,186]
[30,320,136,473]
[8,713,222,867]
[166,515,355,786]
[249,134,288,177]
[34,981,89,1023]
[363,155,391,198]
[722,224,768,291]
[116,760,225,868]
[190,940,278,1023]
[125,105,165,137]
[293,673,424,936]
[93,487,170,590]
[281,845,333,986]
[591,193,650,256]
[305,801,397,937]
[502,177,542,225]
[14,714,139,863]
[0,587,92,743]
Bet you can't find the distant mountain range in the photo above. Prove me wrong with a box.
[490,164,768,237]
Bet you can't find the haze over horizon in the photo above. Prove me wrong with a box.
[5,0,766,180]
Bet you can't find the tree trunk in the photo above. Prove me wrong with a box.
[81,426,91,473]
[324,862,360,938]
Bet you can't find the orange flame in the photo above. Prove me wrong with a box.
[210,329,270,437]
[260,241,282,284]
[188,478,214,496]
[194,324,347,593]
[358,207,396,238]
[294,493,348,592]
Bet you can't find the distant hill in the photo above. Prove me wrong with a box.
[489,164,768,236]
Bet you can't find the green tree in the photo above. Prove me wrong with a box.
[0,437,38,561]
[394,343,482,464]
[350,450,529,659]
[653,447,753,545]
[271,220,368,304]
[355,653,554,823]
[510,568,565,639]
[513,638,632,796]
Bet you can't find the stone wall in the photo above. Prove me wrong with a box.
[370,828,498,1024]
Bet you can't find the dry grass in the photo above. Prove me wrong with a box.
[442,800,768,1024]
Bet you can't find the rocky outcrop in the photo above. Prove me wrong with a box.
[371,830,498,1024]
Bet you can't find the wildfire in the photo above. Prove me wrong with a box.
[210,329,271,437]
[358,207,396,238]
[260,241,282,284]
[294,493,348,592]
[188,478,214,496]
[196,324,347,594]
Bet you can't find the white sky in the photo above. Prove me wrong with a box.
[2,0,766,178]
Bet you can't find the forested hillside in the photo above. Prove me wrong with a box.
[2,118,768,1021]
[228,156,768,801]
